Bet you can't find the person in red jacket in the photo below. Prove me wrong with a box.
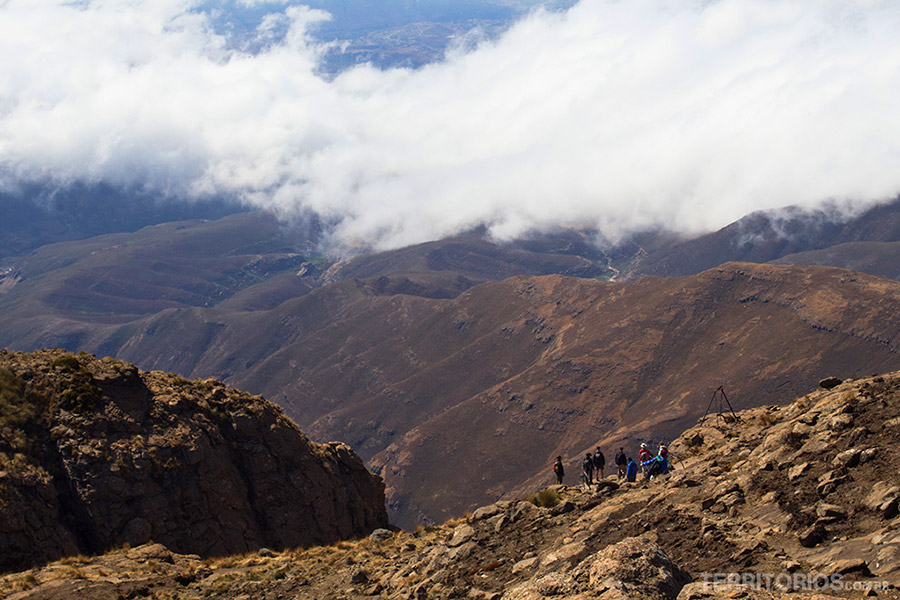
[638,443,651,462]
[638,443,652,476]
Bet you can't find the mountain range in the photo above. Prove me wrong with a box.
[3,199,900,526]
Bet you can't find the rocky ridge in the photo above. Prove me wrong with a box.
[0,349,388,573]
[4,370,900,599]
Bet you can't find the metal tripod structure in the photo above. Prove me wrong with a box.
[699,385,739,428]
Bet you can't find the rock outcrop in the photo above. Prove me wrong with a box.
[0,349,388,572]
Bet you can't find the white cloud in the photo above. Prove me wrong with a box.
[2,0,900,252]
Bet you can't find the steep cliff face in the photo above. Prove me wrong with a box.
[0,349,388,572]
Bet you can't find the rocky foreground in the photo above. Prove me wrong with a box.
[0,350,388,573]
[4,369,900,599]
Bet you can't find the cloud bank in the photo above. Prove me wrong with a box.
[2,0,900,251]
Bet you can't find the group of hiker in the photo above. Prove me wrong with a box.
[552,441,671,486]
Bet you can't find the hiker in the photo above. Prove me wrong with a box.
[642,455,661,480]
[638,443,652,475]
[657,442,670,475]
[593,447,605,480]
[625,456,638,482]
[582,453,594,485]
[614,447,627,478]
[553,455,565,484]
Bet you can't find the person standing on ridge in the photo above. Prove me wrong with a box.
[625,456,638,482]
[615,447,627,478]
[593,447,606,480]
[638,443,652,475]
[657,442,670,476]
[553,455,565,485]
[582,453,594,485]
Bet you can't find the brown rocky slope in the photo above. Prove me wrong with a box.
[0,350,388,573]
[8,261,900,531]
[34,260,899,529]
[4,370,900,600]
[282,262,900,527]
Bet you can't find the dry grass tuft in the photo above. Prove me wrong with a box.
[527,488,560,508]
[757,411,777,426]
[8,572,39,592]
[792,394,810,409]
[206,551,259,569]
[52,566,87,580]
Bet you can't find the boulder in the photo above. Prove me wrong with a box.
[819,377,843,389]
[865,483,900,518]
[787,462,810,481]
[512,501,539,521]
[718,491,744,508]
[824,558,870,576]
[472,503,505,521]
[371,529,394,542]
[799,522,827,548]
[550,501,575,516]
[512,556,539,574]
[815,504,846,520]
[711,481,741,500]
[883,498,899,519]
[833,448,860,468]
[829,414,854,431]
[448,541,478,561]
[859,448,878,464]
[816,470,848,497]
[504,573,577,600]
[540,541,587,571]
[595,480,620,493]
[350,566,370,584]
[587,536,691,600]
[448,524,475,547]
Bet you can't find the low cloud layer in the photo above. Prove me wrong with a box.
[2,0,900,251]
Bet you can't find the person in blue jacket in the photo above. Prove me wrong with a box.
[657,443,670,476]
[642,453,670,480]
[625,457,638,482]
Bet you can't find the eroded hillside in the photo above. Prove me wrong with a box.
[4,371,900,599]
[295,262,900,526]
